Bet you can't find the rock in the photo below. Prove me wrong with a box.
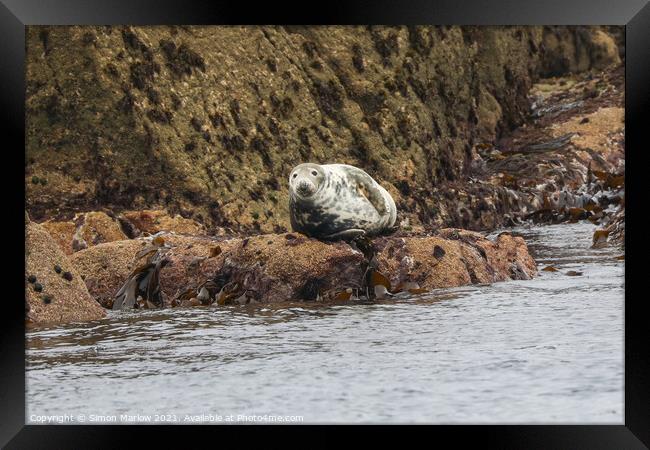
[606,208,625,246]
[70,239,145,308]
[539,26,621,77]
[156,234,240,302]
[25,26,624,236]
[591,206,624,248]
[79,211,129,246]
[23,25,558,233]
[41,211,128,255]
[40,220,77,255]
[464,64,625,230]
[375,229,537,290]
[25,25,624,238]
[72,233,235,308]
[71,229,536,308]
[550,106,624,166]
[592,229,610,248]
[119,209,206,236]
[213,233,366,303]
[484,232,538,280]
[25,221,105,325]
[565,270,583,276]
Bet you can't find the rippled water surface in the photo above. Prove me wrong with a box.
[26,222,624,423]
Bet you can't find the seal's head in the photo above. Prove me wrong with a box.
[289,163,325,199]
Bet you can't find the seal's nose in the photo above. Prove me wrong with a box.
[297,180,314,196]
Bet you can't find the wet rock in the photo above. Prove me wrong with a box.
[71,229,537,309]
[72,233,235,308]
[592,229,610,248]
[213,233,366,303]
[155,233,364,305]
[605,208,625,246]
[591,205,624,248]
[25,221,105,325]
[375,229,536,290]
[156,234,240,302]
[445,64,626,232]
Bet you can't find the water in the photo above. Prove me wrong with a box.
[25,222,624,424]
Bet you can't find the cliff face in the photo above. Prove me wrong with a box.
[25,25,620,234]
[539,26,622,77]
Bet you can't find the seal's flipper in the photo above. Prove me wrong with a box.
[347,168,389,216]
[323,228,366,241]
[379,225,400,236]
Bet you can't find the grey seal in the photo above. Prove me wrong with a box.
[288,163,397,240]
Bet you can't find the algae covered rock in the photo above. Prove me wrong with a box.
[39,220,78,255]
[215,233,366,303]
[41,211,128,254]
[71,228,537,309]
[539,26,621,77]
[25,25,624,236]
[39,209,206,255]
[70,239,144,308]
[374,228,537,290]
[73,232,365,306]
[25,25,548,234]
[25,221,105,325]
[71,232,241,308]
[119,209,207,236]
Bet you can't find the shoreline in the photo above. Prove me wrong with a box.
[25,50,625,327]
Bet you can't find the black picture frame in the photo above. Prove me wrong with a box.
[3,0,648,447]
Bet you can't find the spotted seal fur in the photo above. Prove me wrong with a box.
[288,163,397,240]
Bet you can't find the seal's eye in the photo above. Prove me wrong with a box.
[311,170,318,176]
[292,173,297,178]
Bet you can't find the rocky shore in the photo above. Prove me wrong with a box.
[432,64,625,246]
[25,215,105,325]
[25,26,624,326]
[26,208,537,324]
